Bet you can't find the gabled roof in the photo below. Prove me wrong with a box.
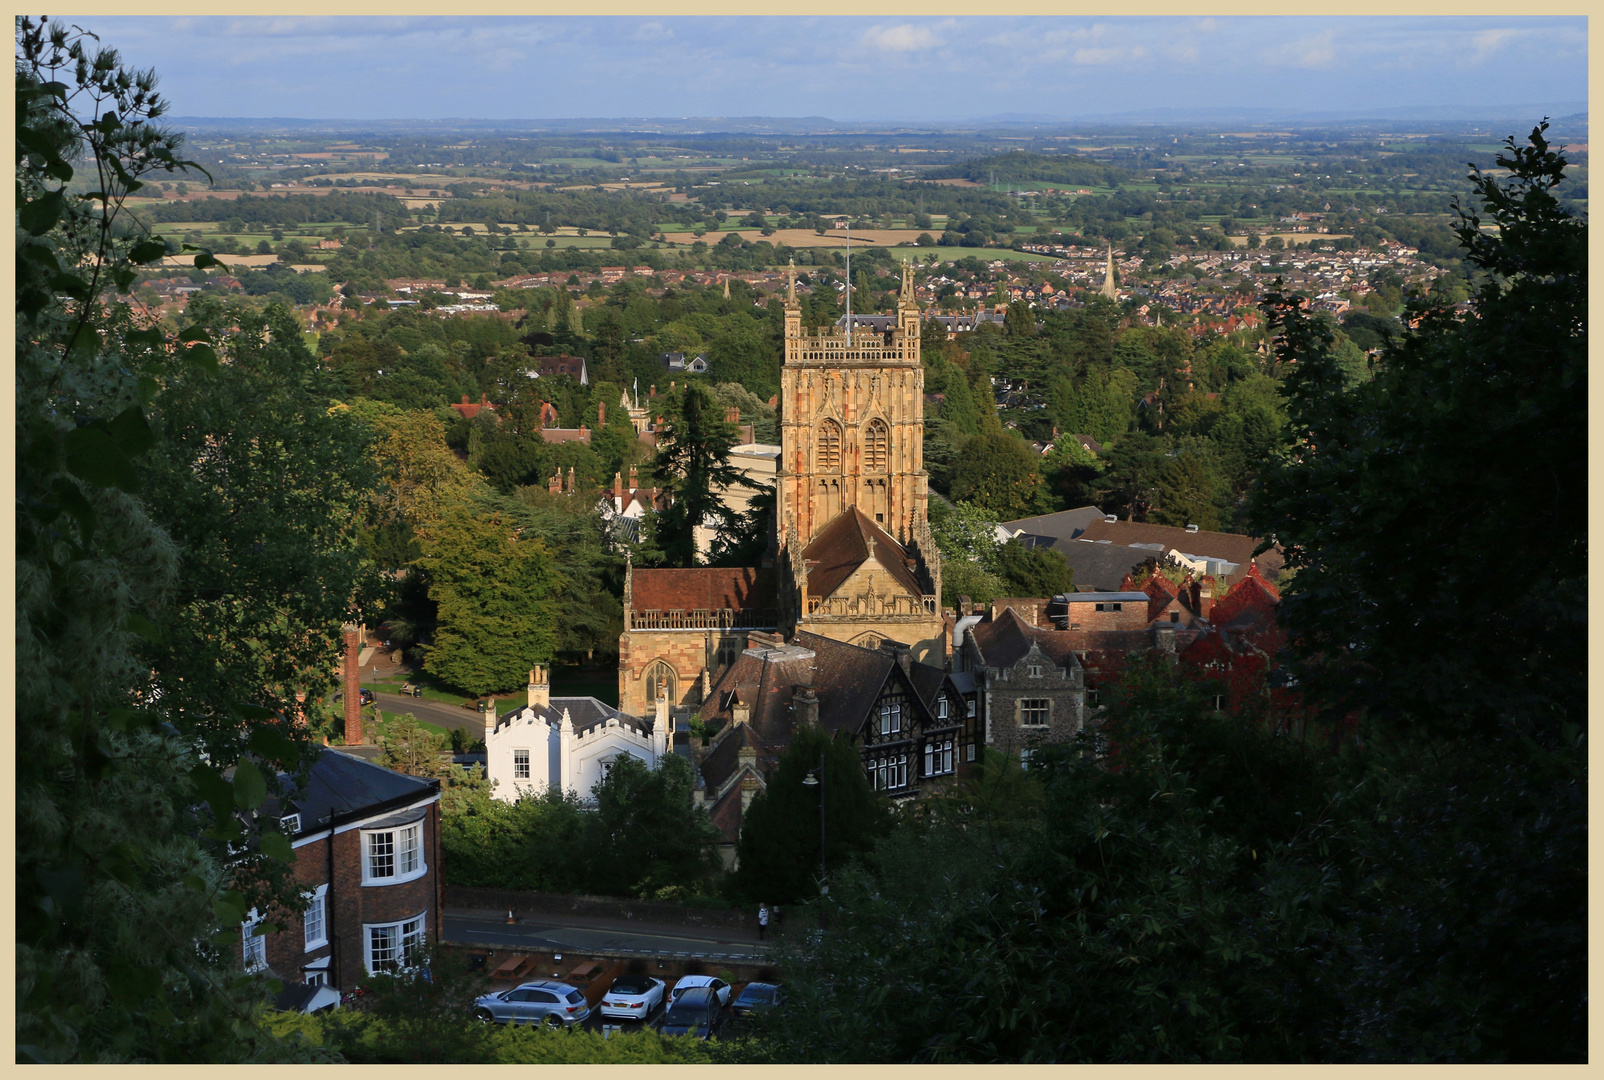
[969,607,1084,670]
[801,508,924,601]
[631,566,774,613]
[1051,541,1157,591]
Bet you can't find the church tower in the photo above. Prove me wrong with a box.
[775,259,944,663]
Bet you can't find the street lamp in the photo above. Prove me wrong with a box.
[801,750,826,895]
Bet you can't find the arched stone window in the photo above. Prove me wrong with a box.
[816,418,842,472]
[863,418,889,473]
[644,661,677,704]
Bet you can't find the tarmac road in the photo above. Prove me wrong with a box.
[372,691,488,734]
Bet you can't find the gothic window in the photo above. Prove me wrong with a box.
[863,419,889,473]
[816,419,842,472]
[644,662,676,704]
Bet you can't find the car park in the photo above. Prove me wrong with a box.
[474,980,591,1028]
[656,986,722,1040]
[730,981,784,1019]
[600,973,666,1020]
[669,974,731,1008]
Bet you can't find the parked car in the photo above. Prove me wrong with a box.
[474,980,591,1028]
[332,688,375,706]
[600,973,666,1020]
[656,986,722,1040]
[670,974,731,1008]
[730,981,784,1019]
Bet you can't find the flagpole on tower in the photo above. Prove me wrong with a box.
[844,218,851,348]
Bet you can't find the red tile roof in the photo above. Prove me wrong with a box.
[801,508,925,601]
[631,566,774,613]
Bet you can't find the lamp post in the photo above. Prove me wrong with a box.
[802,750,826,895]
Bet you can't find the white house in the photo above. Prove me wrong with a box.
[484,666,667,803]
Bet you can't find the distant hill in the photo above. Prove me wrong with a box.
[922,150,1128,188]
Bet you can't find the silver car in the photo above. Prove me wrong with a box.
[474,979,591,1028]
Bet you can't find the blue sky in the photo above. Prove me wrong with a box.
[68,16,1587,123]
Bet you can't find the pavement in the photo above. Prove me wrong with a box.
[443,906,773,965]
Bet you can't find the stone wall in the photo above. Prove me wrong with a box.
[445,885,755,931]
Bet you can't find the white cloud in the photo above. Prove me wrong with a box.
[633,21,673,41]
[862,23,943,52]
[1470,28,1520,61]
[1267,29,1337,69]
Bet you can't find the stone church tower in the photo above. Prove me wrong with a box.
[775,261,945,663]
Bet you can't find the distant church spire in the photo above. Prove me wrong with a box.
[1101,243,1119,301]
[787,258,797,304]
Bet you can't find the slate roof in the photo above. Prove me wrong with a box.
[1053,541,1159,591]
[631,566,775,612]
[1001,505,1106,543]
[1074,519,1283,577]
[273,748,439,835]
[801,508,925,601]
[494,696,650,738]
[969,607,1084,670]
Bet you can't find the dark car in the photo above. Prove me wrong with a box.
[474,979,591,1028]
[656,986,722,1040]
[332,688,375,706]
[730,981,784,1019]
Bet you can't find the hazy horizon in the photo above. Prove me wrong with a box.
[69,16,1587,126]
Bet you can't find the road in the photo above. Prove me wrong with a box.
[372,691,487,734]
[443,909,770,965]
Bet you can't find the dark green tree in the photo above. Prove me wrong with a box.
[946,430,1042,518]
[582,754,724,899]
[993,540,1074,598]
[730,728,892,905]
[650,382,757,567]
[16,19,346,1062]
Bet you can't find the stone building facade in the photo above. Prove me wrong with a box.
[957,606,1089,765]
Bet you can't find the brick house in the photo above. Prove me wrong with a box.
[251,750,442,1003]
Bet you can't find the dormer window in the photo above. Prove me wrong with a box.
[280,813,301,835]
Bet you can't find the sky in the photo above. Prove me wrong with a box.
[65,16,1588,124]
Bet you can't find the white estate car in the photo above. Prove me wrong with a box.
[600,973,666,1020]
[669,974,732,1008]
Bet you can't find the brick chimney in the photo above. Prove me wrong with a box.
[528,665,550,709]
[565,466,575,493]
[1198,575,1215,621]
[548,470,561,495]
[597,400,606,426]
[613,471,624,512]
[628,465,639,490]
[342,622,362,746]
[793,685,819,728]
[725,406,740,424]
[649,385,657,397]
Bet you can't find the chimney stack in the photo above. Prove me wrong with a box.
[793,685,819,728]
[597,400,606,426]
[629,465,639,490]
[1198,576,1214,621]
[548,470,561,495]
[342,622,362,746]
[725,406,740,424]
[528,665,550,709]
[613,471,624,511]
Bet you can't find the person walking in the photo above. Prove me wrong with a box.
[758,903,770,941]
